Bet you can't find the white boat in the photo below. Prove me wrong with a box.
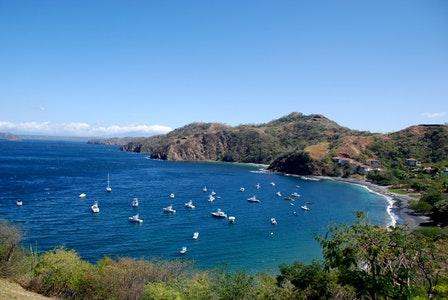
[292,192,300,197]
[270,182,275,186]
[185,200,195,209]
[106,173,112,192]
[210,191,216,196]
[247,196,260,203]
[296,185,300,188]
[240,187,245,192]
[193,232,199,240]
[91,201,100,213]
[208,195,215,202]
[180,246,187,254]
[16,200,23,206]
[256,183,261,189]
[129,214,143,223]
[211,208,227,218]
[169,193,175,198]
[163,205,176,214]
[301,205,310,211]
[271,218,277,225]
[131,198,139,207]
[202,186,207,192]
[79,193,86,198]
[228,216,236,223]
[276,191,282,197]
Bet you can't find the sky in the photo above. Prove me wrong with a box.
[0,0,447,137]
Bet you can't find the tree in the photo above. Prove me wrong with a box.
[318,213,448,299]
[0,221,22,264]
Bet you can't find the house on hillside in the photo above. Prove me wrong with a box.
[332,156,354,165]
[366,159,380,168]
[442,167,448,176]
[358,164,372,175]
[405,158,420,167]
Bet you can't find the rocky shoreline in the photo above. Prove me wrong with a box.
[316,176,431,229]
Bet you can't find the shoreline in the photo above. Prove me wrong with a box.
[316,176,430,229]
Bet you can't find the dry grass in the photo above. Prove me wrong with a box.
[305,143,329,160]
[0,278,53,300]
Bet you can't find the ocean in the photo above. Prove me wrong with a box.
[0,140,392,273]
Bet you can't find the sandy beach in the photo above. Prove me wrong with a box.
[316,176,431,229]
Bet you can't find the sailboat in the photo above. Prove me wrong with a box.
[106,173,112,192]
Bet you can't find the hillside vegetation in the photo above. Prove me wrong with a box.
[119,112,448,174]
[121,112,369,164]
[1,217,448,299]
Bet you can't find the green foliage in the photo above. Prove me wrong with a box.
[211,272,256,300]
[367,170,399,185]
[277,261,334,299]
[1,219,448,299]
[143,282,182,300]
[319,214,448,299]
[30,248,93,297]
[410,200,433,214]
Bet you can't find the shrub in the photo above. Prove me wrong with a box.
[143,282,182,300]
[30,248,93,297]
[93,257,191,300]
[410,201,433,214]
[277,261,333,299]
[211,272,256,300]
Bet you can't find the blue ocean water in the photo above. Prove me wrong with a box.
[0,140,391,273]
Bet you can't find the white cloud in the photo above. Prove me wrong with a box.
[32,106,46,111]
[0,121,172,137]
[421,112,446,118]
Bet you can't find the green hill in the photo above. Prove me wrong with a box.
[119,113,448,178]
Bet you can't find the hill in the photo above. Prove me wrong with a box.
[119,113,448,178]
[121,112,367,164]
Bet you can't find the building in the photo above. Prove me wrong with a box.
[358,164,372,175]
[366,159,381,168]
[405,158,420,167]
[332,156,354,165]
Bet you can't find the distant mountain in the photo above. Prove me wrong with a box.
[0,132,20,141]
[87,137,144,146]
[119,113,448,176]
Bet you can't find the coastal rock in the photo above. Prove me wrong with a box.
[268,151,329,175]
[0,132,20,141]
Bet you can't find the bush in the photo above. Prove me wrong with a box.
[410,201,433,214]
[143,282,182,300]
[93,257,191,300]
[0,221,36,280]
[277,261,333,299]
[211,272,256,300]
[30,248,93,297]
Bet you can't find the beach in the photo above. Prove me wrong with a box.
[317,176,431,229]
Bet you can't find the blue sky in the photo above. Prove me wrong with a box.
[0,0,447,136]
